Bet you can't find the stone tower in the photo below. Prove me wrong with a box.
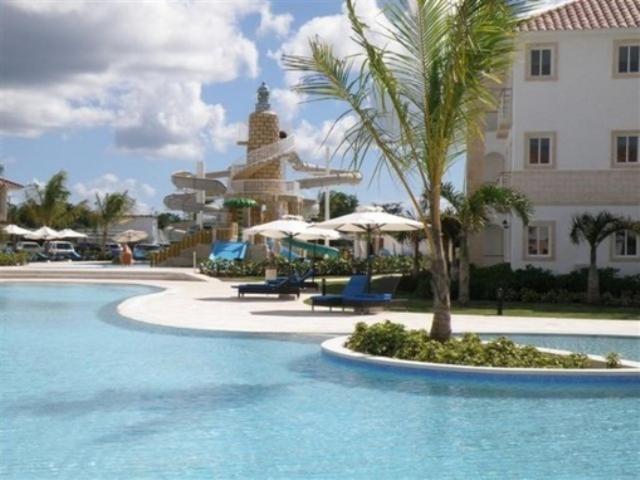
[245,83,283,179]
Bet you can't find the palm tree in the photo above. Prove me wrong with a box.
[284,0,523,340]
[95,192,134,247]
[570,212,638,304]
[441,182,533,304]
[22,171,71,227]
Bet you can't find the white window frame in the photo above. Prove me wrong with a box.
[524,222,554,261]
[612,230,640,260]
[613,40,640,78]
[526,43,557,81]
[612,131,639,167]
[525,132,556,168]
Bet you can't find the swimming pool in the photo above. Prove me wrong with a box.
[1,283,639,479]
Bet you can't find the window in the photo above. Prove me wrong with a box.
[526,44,556,80]
[613,133,639,165]
[616,42,640,75]
[614,230,639,258]
[526,224,552,258]
[526,133,555,167]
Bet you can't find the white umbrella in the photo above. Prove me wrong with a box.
[112,230,148,243]
[245,215,311,265]
[25,226,61,240]
[315,206,423,287]
[315,205,423,233]
[58,228,88,239]
[2,224,33,236]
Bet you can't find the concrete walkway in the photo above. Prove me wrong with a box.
[2,265,638,337]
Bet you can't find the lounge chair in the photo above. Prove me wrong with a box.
[233,277,301,298]
[267,268,317,289]
[342,275,401,313]
[310,275,368,311]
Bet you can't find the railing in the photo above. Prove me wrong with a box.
[496,88,512,138]
[246,136,295,164]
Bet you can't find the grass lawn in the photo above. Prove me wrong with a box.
[320,277,640,320]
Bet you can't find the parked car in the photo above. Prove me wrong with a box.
[16,241,43,254]
[104,242,123,259]
[76,242,102,260]
[45,241,81,261]
[132,243,162,261]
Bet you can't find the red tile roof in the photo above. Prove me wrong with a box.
[0,177,24,190]
[519,0,640,32]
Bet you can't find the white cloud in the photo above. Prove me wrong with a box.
[272,0,390,86]
[292,115,357,162]
[257,6,293,38]
[0,0,283,158]
[73,173,156,213]
[270,88,304,122]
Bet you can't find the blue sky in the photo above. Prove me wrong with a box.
[3,0,557,214]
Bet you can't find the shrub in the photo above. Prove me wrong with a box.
[605,352,621,369]
[346,322,595,369]
[0,251,29,266]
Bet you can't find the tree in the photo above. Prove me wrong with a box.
[317,191,359,221]
[22,171,71,227]
[284,0,522,340]
[95,192,134,247]
[157,212,183,230]
[569,212,638,304]
[441,182,533,304]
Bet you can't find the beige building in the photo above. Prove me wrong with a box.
[467,0,640,274]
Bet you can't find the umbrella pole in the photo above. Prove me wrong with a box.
[311,243,316,283]
[366,228,372,293]
[288,235,293,275]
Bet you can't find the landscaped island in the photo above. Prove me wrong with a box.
[346,321,622,369]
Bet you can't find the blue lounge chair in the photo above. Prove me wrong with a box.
[267,268,317,289]
[233,277,301,298]
[310,275,368,311]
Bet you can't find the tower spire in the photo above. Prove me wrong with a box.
[255,82,271,113]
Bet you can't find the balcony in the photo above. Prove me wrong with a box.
[496,88,512,139]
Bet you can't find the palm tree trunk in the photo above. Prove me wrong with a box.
[428,186,452,342]
[101,224,108,249]
[587,245,600,304]
[458,231,470,305]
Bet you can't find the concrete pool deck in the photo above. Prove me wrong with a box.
[2,264,639,337]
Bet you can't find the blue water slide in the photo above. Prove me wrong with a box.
[209,241,248,261]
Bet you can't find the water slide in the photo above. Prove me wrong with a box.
[163,135,361,215]
[283,237,340,258]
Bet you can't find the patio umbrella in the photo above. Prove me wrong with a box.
[2,224,33,236]
[58,228,88,239]
[294,226,341,281]
[315,205,423,288]
[112,230,148,243]
[244,215,311,267]
[25,226,62,240]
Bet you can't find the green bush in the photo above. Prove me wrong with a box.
[464,263,640,306]
[346,321,595,369]
[199,255,415,278]
[0,251,29,266]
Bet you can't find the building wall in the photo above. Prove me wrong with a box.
[509,205,639,275]
[467,27,640,274]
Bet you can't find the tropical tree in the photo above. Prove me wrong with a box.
[569,212,638,304]
[284,0,522,340]
[441,182,533,304]
[95,192,134,247]
[22,171,71,227]
[317,191,359,221]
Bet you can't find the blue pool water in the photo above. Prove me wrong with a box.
[1,283,639,479]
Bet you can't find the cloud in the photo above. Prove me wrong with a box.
[73,173,156,213]
[270,88,304,122]
[292,115,357,162]
[0,0,282,158]
[257,6,293,38]
[271,0,390,86]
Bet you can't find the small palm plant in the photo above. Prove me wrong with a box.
[441,182,533,304]
[284,0,524,341]
[569,212,638,304]
[95,192,135,248]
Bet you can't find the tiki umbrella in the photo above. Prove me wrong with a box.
[315,205,423,289]
[224,197,258,241]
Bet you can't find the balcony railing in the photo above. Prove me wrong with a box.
[496,88,512,138]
